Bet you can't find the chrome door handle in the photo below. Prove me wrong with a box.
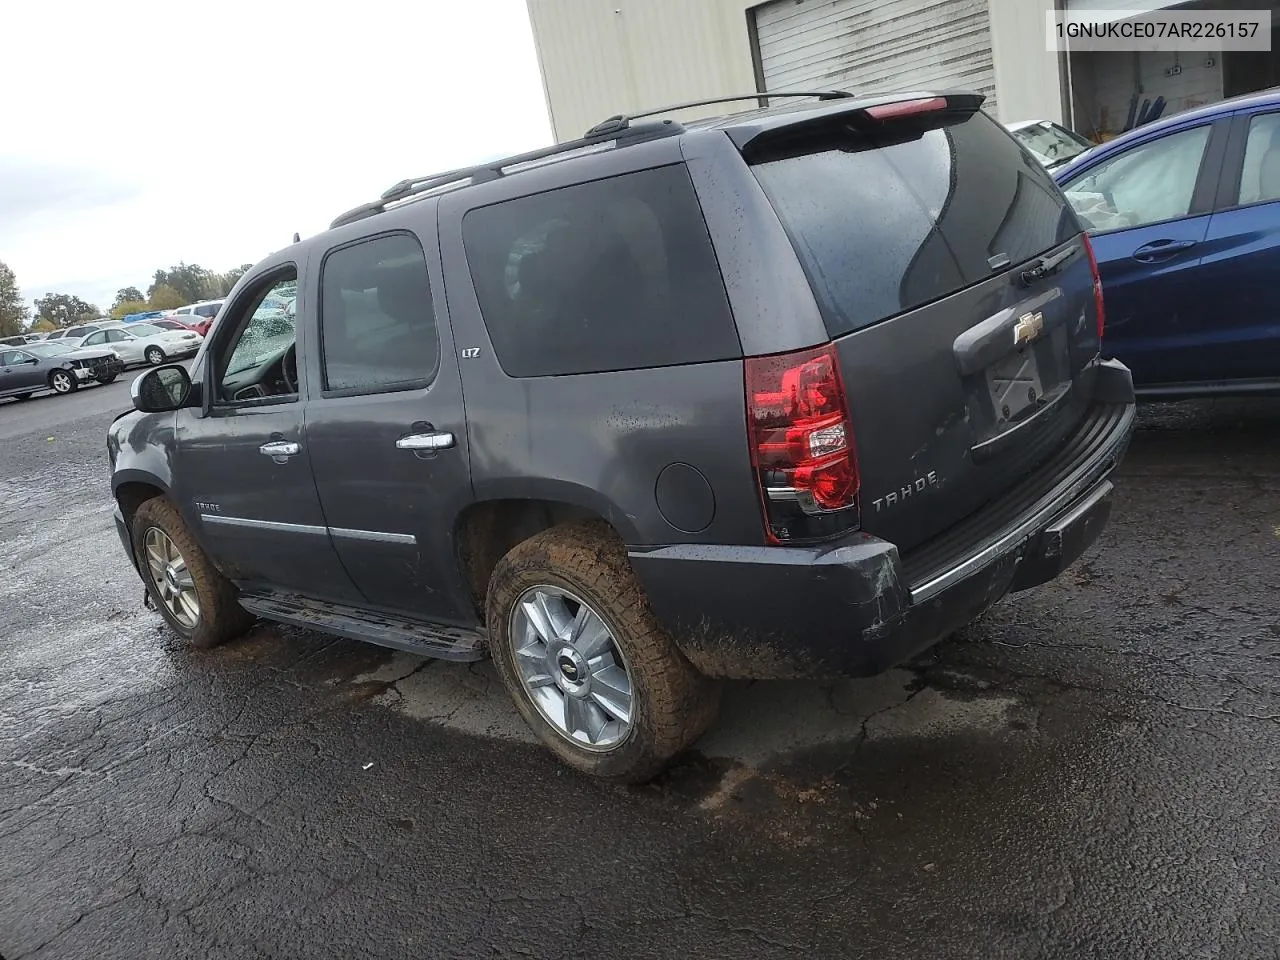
[259,441,300,457]
[396,431,455,451]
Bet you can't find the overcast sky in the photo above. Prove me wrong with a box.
[1,0,551,313]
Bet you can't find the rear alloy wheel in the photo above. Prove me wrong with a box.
[510,584,636,752]
[487,522,719,782]
[49,370,76,394]
[145,346,166,365]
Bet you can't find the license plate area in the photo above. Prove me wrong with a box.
[986,346,1047,425]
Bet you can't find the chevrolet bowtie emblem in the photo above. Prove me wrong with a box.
[1013,311,1044,346]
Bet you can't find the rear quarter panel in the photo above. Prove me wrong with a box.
[436,142,766,548]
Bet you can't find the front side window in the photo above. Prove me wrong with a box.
[107,329,133,343]
[1062,125,1211,233]
[319,233,439,394]
[462,165,739,378]
[217,270,300,403]
[1237,112,1280,206]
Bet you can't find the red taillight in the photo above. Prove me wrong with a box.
[864,96,948,121]
[745,344,860,544]
[1083,232,1105,340]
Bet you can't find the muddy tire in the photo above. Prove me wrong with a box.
[131,497,254,649]
[486,521,719,783]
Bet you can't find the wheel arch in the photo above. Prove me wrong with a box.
[454,495,629,625]
[113,472,172,530]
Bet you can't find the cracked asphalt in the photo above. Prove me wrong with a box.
[1,382,1278,960]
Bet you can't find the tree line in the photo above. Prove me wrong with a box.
[0,259,253,337]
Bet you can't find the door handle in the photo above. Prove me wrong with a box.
[259,441,300,457]
[396,431,455,451]
[1132,239,1196,263]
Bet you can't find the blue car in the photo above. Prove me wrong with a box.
[1053,89,1280,398]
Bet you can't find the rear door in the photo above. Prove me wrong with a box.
[745,102,1101,552]
[302,225,477,626]
[1194,107,1280,383]
[1059,118,1229,387]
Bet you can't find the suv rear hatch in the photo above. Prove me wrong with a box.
[742,95,1104,554]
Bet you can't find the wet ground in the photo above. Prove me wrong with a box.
[1,382,1277,960]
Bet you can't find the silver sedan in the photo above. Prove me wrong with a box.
[74,323,203,368]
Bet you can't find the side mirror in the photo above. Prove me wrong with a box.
[132,364,192,413]
[23,357,38,365]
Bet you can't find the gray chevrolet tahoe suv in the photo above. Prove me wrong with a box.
[108,91,1136,782]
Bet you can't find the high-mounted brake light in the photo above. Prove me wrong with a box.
[1082,232,1105,340]
[864,97,949,121]
[745,344,860,544]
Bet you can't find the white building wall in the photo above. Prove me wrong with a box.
[527,0,1073,142]
[987,0,1065,124]
[526,0,758,143]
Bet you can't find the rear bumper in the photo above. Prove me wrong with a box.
[629,360,1136,680]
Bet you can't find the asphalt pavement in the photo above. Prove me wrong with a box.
[1,378,1277,960]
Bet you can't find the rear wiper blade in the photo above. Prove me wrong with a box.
[1019,245,1081,286]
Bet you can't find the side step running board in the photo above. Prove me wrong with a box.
[238,594,487,662]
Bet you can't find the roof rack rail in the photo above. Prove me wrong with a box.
[329,118,686,230]
[583,90,854,137]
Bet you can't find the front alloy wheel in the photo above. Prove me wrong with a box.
[510,585,634,751]
[142,526,200,630]
[50,370,75,394]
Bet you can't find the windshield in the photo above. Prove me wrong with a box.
[226,331,293,375]
[1011,122,1092,169]
[127,323,165,337]
[27,342,73,357]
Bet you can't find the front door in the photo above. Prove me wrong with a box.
[302,227,476,626]
[1060,119,1226,387]
[174,262,362,604]
[0,349,45,394]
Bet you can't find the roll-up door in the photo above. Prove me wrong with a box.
[753,0,998,117]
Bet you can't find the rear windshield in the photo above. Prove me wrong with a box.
[750,109,1078,338]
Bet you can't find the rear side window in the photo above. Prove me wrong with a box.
[749,110,1077,338]
[319,232,439,394]
[462,165,739,378]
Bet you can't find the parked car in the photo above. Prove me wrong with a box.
[108,90,1135,782]
[45,321,111,342]
[74,322,202,367]
[1054,88,1280,397]
[146,317,201,334]
[0,334,42,347]
[1006,119,1095,170]
[171,299,224,337]
[0,340,123,399]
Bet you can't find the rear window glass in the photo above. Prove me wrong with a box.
[750,110,1078,338]
[462,165,739,378]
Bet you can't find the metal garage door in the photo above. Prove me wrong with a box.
[753,0,998,117]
